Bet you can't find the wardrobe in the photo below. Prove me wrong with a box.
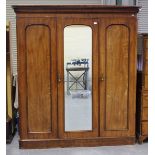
[13,5,139,148]
[136,34,148,143]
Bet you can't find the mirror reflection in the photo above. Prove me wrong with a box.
[64,25,92,131]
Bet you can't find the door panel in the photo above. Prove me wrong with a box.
[99,18,137,137]
[57,18,99,138]
[26,25,51,133]
[105,25,129,131]
[17,18,57,139]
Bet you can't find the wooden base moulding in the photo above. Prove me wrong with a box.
[19,137,136,149]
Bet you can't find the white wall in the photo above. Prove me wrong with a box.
[137,0,148,33]
[122,0,135,5]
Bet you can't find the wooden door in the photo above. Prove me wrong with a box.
[57,18,99,138]
[17,18,57,139]
[99,17,137,137]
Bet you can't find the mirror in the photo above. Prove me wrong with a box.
[64,25,92,131]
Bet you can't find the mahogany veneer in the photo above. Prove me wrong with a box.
[13,5,139,149]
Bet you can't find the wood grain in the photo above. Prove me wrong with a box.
[13,5,140,14]
[141,122,148,136]
[17,18,57,140]
[14,5,139,148]
[19,137,135,149]
[142,91,148,108]
[26,25,51,132]
[142,108,148,121]
[105,25,129,130]
[100,17,137,137]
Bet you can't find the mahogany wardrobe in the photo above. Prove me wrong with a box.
[13,5,139,148]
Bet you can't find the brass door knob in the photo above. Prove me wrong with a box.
[58,74,61,83]
[100,74,105,81]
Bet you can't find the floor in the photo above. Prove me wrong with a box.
[6,133,148,155]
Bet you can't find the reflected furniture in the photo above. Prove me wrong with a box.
[66,59,89,95]
[136,34,148,143]
[13,5,139,148]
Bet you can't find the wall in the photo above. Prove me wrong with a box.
[137,0,148,33]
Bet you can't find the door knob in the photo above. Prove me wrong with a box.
[100,74,105,81]
[58,74,61,83]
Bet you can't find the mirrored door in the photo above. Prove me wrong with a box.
[57,18,99,138]
[64,25,92,132]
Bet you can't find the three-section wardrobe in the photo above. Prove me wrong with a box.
[13,5,139,148]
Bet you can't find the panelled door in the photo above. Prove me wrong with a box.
[57,18,99,138]
[17,18,57,139]
[99,17,137,137]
